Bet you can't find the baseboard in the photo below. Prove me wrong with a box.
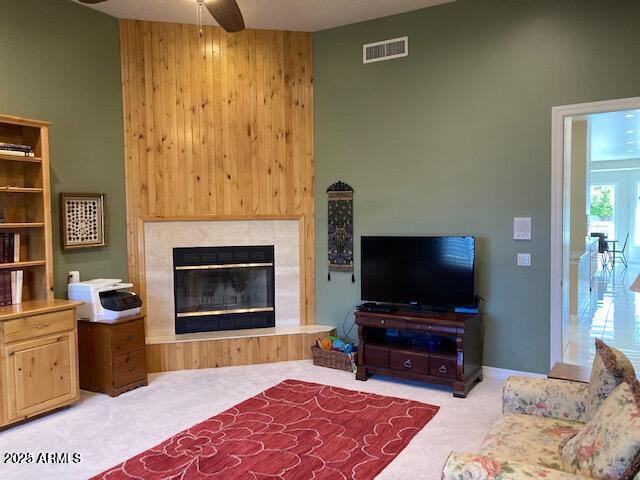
[482,365,545,380]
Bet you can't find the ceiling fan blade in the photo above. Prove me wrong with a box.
[204,0,245,33]
[78,0,108,3]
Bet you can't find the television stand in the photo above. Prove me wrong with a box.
[355,310,483,397]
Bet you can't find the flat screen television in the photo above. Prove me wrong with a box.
[361,236,475,308]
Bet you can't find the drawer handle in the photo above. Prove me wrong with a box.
[35,323,50,329]
[438,364,448,374]
[403,359,413,369]
[126,335,135,341]
[128,366,135,373]
[380,320,385,325]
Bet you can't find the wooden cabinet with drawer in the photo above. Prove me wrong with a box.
[355,310,483,397]
[0,300,82,428]
[78,315,148,397]
[390,349,430,375]
[429,354,457,379]
[4,310,76,344]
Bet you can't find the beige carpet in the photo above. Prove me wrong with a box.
[0,360,509,479]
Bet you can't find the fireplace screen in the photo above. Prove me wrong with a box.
[173,245,275,334]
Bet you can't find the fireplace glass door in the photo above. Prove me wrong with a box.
[173,246,275,333]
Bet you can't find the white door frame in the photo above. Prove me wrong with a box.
[550,96,640,366]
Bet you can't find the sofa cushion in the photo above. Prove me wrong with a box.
[586,339,636,420]
[481,413,583,471]
[443,452,589,479]
[561,380,640,480]
[503,376,589,423]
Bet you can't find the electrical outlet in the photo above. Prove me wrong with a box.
[517,253,531,267]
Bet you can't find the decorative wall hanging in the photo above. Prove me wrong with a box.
[327,181,354,282]
[60,193,106,249]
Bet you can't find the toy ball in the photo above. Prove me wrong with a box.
[343,343,353,354]
[320,337,333,351]
[332,339,345,351]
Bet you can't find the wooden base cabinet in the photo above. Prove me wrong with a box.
[78,315,148,397]
[0,300,82,428]
[355,310,483,397]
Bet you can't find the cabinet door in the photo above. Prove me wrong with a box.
[4,331,79,422]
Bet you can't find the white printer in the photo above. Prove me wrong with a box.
[68,278,142,321]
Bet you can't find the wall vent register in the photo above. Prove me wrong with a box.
[173,245,275,334]
[363,36,408,64]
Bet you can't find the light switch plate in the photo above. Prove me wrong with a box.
[517,253,531,267]
[514,217,532,240]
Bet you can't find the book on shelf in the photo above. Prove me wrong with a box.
[10,270,22,304]
[0,271,10,306]
[0,142,33,153]
[0,149,35,157]
[0,140,33,150]
[0,270,23,306]
[1,233,13,263]
[13,233,19,262]
[0,232,21,263]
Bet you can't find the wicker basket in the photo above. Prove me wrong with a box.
[311,345,357,372]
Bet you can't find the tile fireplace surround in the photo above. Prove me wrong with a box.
[143,219,301,339]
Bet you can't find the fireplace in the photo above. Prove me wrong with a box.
[173,245,275,334]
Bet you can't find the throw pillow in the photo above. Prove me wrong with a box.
[561,380,640,480]
[586,339,636,420]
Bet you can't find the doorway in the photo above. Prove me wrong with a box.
[551,97,640,371]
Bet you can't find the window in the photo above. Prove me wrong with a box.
[589,184,616,239]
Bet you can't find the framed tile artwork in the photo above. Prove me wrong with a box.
[60,193,106,249]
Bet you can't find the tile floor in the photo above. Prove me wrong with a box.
[564,263,640,371]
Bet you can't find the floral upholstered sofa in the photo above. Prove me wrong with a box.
[442,340,640,480]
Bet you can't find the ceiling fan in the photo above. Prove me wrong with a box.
[78,0,245,33]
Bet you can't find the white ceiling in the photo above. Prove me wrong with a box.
[73,0,454,32]
[590,109,640,161]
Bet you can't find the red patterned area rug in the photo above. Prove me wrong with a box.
[93,379,439,480]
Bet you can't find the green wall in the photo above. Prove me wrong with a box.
[314,0,640,373]
[0,0,127,297]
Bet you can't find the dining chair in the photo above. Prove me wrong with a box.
[610,232,630,268]
[590,232,610,269]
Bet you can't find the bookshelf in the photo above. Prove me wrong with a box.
[0,114,53,303]
[0,114,82,428]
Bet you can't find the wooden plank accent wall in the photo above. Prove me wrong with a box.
[118,20,315,324]
[146,329,335,373]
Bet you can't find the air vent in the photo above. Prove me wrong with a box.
[363,36,408,64]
